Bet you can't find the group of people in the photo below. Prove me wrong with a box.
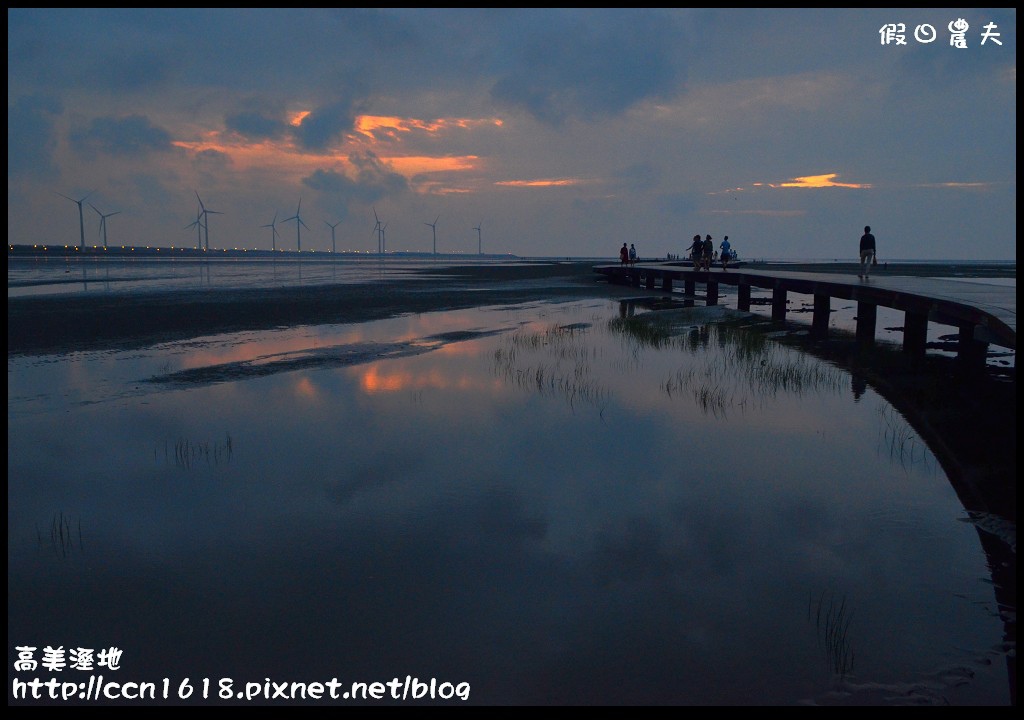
[618,224,878,279]
[619,243,638,266]
[686,234,734,271]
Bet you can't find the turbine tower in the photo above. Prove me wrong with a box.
[325,220,340,253]
[425,215,439,254]
[474,223,482,254]
[57,191,94,249]
[282,198,309,252]
[195,191,223,250]
[261,212,281,252]
[89,203,121,249]
[185,203,205,249]
[372,207,383,254]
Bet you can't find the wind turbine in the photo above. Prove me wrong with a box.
[425,215,439,254]
[89,203,121,249]
[195,191,223,250]
[261,212,281,252]
[282,198,310,252]
[380,223,387,254]
[372,207,383,254]
[325,220,340,253]
[185,203,205,249]
[57,191,94,249]
[473,222,482,254]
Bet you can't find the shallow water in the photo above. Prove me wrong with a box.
[7,254,525,298]
[7,295,1013,705]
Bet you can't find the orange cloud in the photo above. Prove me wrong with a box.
[494,178,586,187]
[775,173,871,189]
[289,111,311,127]
[354,115,502,141]
[173,113,503,190]
[389,155,482,175]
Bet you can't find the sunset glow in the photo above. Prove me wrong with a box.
[775,174,871,189]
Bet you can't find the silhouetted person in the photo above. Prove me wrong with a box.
[720,236,732,270]
[687,234,702,268]
[859,225,876,279]
[629,243,637,266]
[620,242,629,266]
[702,235,714,271]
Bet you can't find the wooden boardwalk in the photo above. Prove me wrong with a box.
[594,262,1016,369]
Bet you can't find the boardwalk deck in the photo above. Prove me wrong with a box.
[595,263,1016,369]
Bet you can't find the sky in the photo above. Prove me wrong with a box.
[7,8,1017,261]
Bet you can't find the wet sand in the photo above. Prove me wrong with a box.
[8,259,1013,357]
[7,261,617,357]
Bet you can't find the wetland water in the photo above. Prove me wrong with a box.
[7,257,1015,705]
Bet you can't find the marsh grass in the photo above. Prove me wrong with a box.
[37,511,83,558]
[611,313,847,416]
[878,405,936,475]
[809,589,856,679]
[493,323,610,412]
[156,432,235,470]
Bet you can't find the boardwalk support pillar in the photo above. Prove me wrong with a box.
[737,284,751,312]
[812,294,830,339]
[957,325,989,375]
[856,302,877,347]
[903,311,928,357]
[706,280,719,306]
[772,288,787,321]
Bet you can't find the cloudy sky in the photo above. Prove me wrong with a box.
[7,8,1016,260]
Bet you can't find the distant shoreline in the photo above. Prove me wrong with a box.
[7,245,1016,270]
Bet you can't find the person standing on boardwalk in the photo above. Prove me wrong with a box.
[620,242,629,266]
[687,234,703,269]
[719,236,732,270]
[702,234,714,271]
[859,225,876,279]
[629,243,638,266]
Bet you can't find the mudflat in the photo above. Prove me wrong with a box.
[7,259,1013,357]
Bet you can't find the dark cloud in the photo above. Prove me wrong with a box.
[489,10,686,125]
[7,95,63,179]
[293,99,365,151]
[224,111,289,141]
[347,151,409,194]
[656,192,699,221]
[69,115,174,158]
[614,163,663,192]
[303,156,407,207]
[891,8,1016,86]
